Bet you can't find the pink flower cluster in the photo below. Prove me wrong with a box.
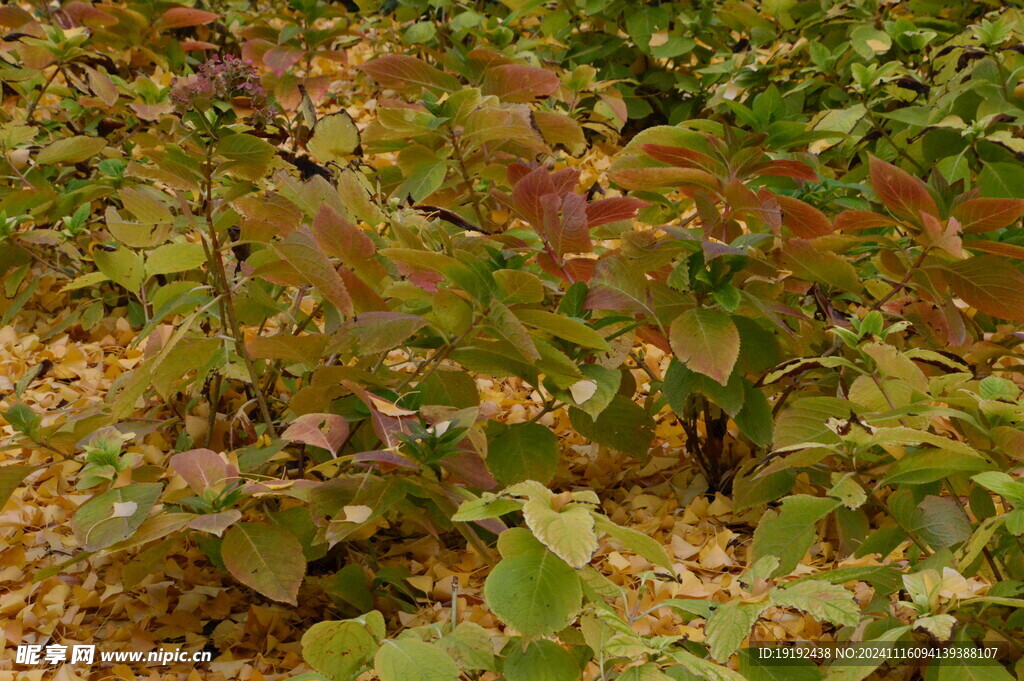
[170,55,278,126]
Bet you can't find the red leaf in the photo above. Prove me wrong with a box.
[466,48,515,72]
[640,144,720,174]
[834,210,897,232]
[939,255,1024,324]
[868,155,938,224]
[549,167,582,197]
[282,413,350,455]
[586,196,648,227]
[952,198,1024,233]
[544,193,590,257]
[181,40,218,51]
[170,449,238,494]
[263,47,306,76]
[755,160,819,182]
[481,64,560,103]
[774,194,833,238]
[512,167,557,227]
[159,7,218,29]
[358,55,458,92]
[312,205,376,263]
[965,240,1024,260]
[920,213,963,258]
[669,308,740,386]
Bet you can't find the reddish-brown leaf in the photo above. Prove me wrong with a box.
[755,160,819,182]
[158,7,218,28]
[774,194,833,238]
[952,198,1024,233]
[939,255,1024,323]
[669,308,740,386]
[512,167,557,227]
[312,205,377,264]
[272,230,353,317]
[282,413,350,455]
[965,240,1024,260]
[609,165,719,193]
[640,144,720,174]
[359,55,459,92]
[834,210,897,232]
[170,449,238,494]
[920,213,963,258]
[263,46,306,76]
[481,64,560,103]
[586,196,648,227]
[544,193,590,257]
[868,155,938,224]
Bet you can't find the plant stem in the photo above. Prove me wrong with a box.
[448,128,488,231]
[872,248,930,311]
[202,148,277,437]
[25,65,61,123]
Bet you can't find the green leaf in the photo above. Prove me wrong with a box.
[669,308,739,386]
[105,206,171,248]
[704,600,767,662]
[563,364,621,419]
[94,247,144,292]
[222,522,307,605]
[308,112,360,164]
[436,622,495,672]
[594,514,675,574]
[301,613,384,681]
[452,493,523,522]
[488,299,540,361]
[882,449,993,485]
[669,649,748,681]
[375,638,459,681]
[332,312,427,356]
[911,496,971,549]
[664,359,746,416]
[486,422,559,486]
[145,242,207,278]
[396,144,447,202]
[71,483,163,551]
[735,383,774,447]
[36,135,106,164]
[926,657,1014,680]
[771,580,859,626]
[4,402,40,435]
[418,370,479,409]
[216,133,276,181]
[978,162,1024,199]
[404,21,437,44]
[504,639,581,681]
[973,471,1024,505]
[569,395,654,458]
[484,546,582,636]
[516,309,611,351]
[773,397,851,449]
[821,625,911,681]
[738,650,822,681]
[494,269,545,304]
[523,495,599,569]
[0,464,36,509]
[751,495,840,577]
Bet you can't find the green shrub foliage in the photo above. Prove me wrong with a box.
[3,0,1024,678]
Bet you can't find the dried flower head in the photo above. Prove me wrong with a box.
[170,54,278,126]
